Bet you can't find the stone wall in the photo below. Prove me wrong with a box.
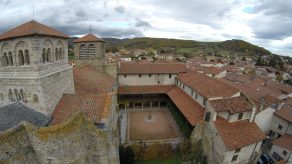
[0,113,119,164]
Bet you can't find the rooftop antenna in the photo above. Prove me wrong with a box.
[33,0,35,20]
[89,25,92,34]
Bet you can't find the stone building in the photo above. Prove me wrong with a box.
[73,34,105,67]
[0,20,75,115]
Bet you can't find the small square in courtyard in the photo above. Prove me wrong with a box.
[128,109,180,141]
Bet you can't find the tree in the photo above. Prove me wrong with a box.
[120,146,134,164]
[242,55,246,61]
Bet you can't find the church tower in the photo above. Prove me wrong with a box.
[0,20,75,115]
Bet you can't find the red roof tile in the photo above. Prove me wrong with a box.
[118,85,175,95]
[210,96,252,114]
[214,117,266,150]
[73,65,115,94]
[202,66,225,75]
[177,71,239,98]
[51,93,112,125]
[167,87,205,126]
[272,134,292,151]
[72,33,105,43]
[0,20,69,40]
[274,107,292,123]
[118,63,187,74]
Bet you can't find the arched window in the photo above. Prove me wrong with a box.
[24,50,30,65]
[8,52,13,66]
[88,44,95,57]
[55,48,59,61]
[0,93,4,101]
[20,89,25,101]
[2,53,9,67]
[80,45,87,58]
[18,50,24,66]
[8,89,13,102]
[33,94,39,103]
[14,89,21,101]
[58,48,62,60]
[42,48,46,63]
[47,48,51,62]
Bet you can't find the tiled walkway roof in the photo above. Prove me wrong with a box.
[118,85,175,95]
[178,71,239,98]
[214,117,266,150]
[73,33,105,43]
[118,63,187,74]
[209,96,252,114]
[167,87,205,126]
[0,20,69,40]
[73,65,115,94]
[272,134,292,151]
[51,93,112,125]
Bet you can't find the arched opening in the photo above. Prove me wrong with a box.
[55,48,59,61]
[0,93,4,101]
[58,48,63,60]
[8,89,13,102]
[14,89,21,101]
[33,94,39,103]
[88,44,95,57]
[8,52,13,66]
[24,50,30,65]
[2,53,9,67]
[42,48,46,63]
[47,48,51,62]
[79,45,87,58]
[18,50,24,66]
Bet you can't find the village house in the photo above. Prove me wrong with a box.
[155,53,175,61]
[269,134,292,162]
[197,66,227,78]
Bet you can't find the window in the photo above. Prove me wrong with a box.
[124,74,127,78]
[204,112,211,122]
[149,74,151,77]
[18,50,24,66]
[273,152,283,161]
[191,90,193,96]
[33,94,39,103]
[24,50,30,65]
[2,53,9,66]
[235,148,241,153]
[278,125,283,130]
[169,74,172,78]
[42,48,46,63]
[8,52,13,66]
[183,84,185,89]
[158,81,160,84]
[282,150,287,156]
[203,99,207,106]
[195,93,198,99]
[238,113,243,120]
[231,155,238,162]
[139,74,141,78]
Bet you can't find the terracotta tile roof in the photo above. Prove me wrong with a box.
[118,85,175,95]
[224,73,256,84]
[214,117,266,150]
[73,65,115,94]
[72,33,105,43]
[51,93,113,125]
[202,66,225,75]
[0,20,69,40]
[209,96,252,114]
[167,87,205,126]
[264,95,282,106]
[118,63,187,74]
[274,107,292,123]
[177,71,239,98]
[272,134,292,151]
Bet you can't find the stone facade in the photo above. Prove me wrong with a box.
[0,113,118,164]
[0,36,75,115]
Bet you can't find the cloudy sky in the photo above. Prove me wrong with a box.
[0,0,292,56]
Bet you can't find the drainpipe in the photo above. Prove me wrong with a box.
[248,141,259,163]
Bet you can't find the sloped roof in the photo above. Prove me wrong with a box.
[72,33,105,43]
[274,107,292,123]
[214,117,266,151]
[118,85,174,95]
[167,87,205,126]
[0,20,69,40]
[177,71,239,98]
[51,93,113,125]
[209,96,252,114]
[272,134,292,151]
[118,63,187,74]
[0,102,51,131]
[73,65,115,94]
